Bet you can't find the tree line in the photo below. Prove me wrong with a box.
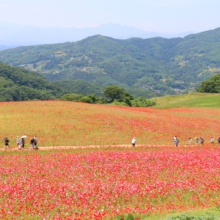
[60,85,156,107]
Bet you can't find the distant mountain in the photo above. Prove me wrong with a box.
[0,22,193,45]
[1,27,220,95]
[0,62,64,101]
[0,45,18,51]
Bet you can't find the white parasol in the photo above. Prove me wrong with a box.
[21,135,27,138]
[2,137,7,141]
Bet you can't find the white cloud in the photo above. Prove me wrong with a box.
[0,4,6,8]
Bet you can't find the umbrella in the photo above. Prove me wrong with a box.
[21,135,27,138]
[2,137,7,141]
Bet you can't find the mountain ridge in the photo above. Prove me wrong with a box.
[0,27,220,95]
[0,22,194,46]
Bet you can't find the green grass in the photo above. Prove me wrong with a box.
[109,206,220,220]
[152,93,220,109]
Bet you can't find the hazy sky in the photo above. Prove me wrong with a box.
[0,0,219,33]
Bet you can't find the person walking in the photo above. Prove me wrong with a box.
[211,137,214,144]
[132,137,136,147]
[189,137,192,145]
[33,136,37,149]
[200,137,204,145]
[218,137,220,144]
[33,136,37,143]
[174,136,177,145]
[176,138,179,147]
[195,137,199,144]
[30,138,34,150]
[21,138,25,149]
[4,138,10,149]
[17,142,22,150]
[16,136,21,148]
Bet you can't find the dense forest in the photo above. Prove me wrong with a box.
[53,79,157,98]
[0,62,64,101]
[0,62,157,102]
[1,28,220,95]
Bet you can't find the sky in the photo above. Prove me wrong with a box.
[0,0,219,33]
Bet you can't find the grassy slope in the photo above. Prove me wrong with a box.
[152,92,220,109]
[110,206,220,220]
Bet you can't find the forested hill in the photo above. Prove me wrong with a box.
[0,62,64,101]
[1,27,220,95]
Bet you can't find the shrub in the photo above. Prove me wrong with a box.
[131,97,156,107]
[79,96,93,103]
[60,93,83,101]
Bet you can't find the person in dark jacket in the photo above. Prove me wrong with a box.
[30,139,34,150]
[21,138,25,148]
[4,138,9,149]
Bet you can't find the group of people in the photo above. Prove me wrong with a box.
[4,136,38,150]
[16,136,25,150]
[131,136,220,147]
[174,136,220,147]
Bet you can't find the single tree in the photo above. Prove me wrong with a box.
[104,85,125,102]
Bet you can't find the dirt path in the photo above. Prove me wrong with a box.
[0,144,193,151]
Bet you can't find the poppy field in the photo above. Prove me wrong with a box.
[1,146,220,219]
[1,100,220,147]
[1,101,220,219]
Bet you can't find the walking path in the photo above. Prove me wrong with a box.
[0,144,202,151]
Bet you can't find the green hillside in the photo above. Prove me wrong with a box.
[1,28,220,95]
[53,79,157,98]
[153,92,220,108]
[0,62,64,101]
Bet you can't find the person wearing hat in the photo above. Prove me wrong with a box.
[16,136,21,148]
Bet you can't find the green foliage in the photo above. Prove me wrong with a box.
[0,62,64,101]
[167,214,218,220]
[104,85,126,102]
[111,99,130,107]
[59,93,83,101]
[79,96,93,103]
[197,73,220,93]
[53,79,106,97]
[115,214,135,220]
[104,85,155,107]
[54,79,157,99]
[131,97,156,107]
[124,97,132,106]
[3,29,220,95]
[60,93,108,104]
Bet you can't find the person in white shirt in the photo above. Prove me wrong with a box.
[211,137,214,144]
[189,137,192,145]
[16,136,21,147]
[173,136,177,145]
[132,137,136,147]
